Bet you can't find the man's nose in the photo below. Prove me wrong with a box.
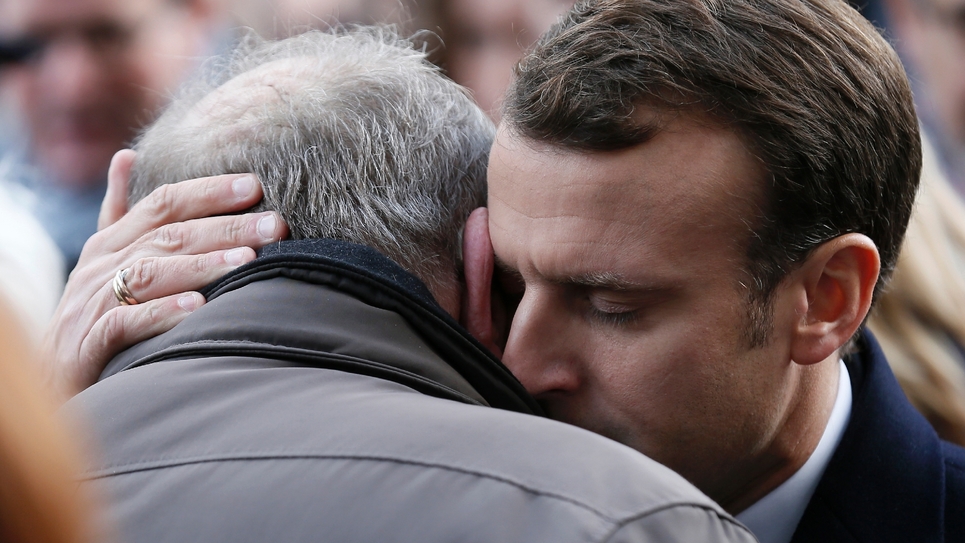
[501,288,582,396]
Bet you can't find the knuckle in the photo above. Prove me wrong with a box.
[126,258,158,293]
[202,177,224,201]
[193,253,212,275]
[145,301,167,323]
[96,309,127,351]
[141,184,178,223]
[223,216,248,245]
[151,223,187,253]
[64,255,95,285]
[79,229,108,259]
[71,235,118,281]
[83,307,135,376]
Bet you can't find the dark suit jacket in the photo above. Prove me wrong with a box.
[792,330,965,542]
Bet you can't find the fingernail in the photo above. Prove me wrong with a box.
[224,247,247,266]
[257,214,277,240]
[178,294,200,313]
[232,176,256,198]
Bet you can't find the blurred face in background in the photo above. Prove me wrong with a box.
[0,0,214,189]
[230,0,406,38]
[887,0,965,143]
[442,0,574,118]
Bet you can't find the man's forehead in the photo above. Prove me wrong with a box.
[487,113,767,282]
[489,116,765,221]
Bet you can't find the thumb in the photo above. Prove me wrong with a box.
[99,150,136,230]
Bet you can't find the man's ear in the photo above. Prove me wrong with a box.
[461,208,503,357]
[790,233,880,365]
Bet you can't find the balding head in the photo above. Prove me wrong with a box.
[130,28,495,312]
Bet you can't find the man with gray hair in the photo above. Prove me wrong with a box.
[66,29,754,543]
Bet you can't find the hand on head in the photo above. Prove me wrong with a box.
[41,150,288,402]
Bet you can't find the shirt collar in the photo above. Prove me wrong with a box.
[736,359,852,543]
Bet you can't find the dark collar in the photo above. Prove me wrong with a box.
[791,329,945,542]
[104,239,542,416]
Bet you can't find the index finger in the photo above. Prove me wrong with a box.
[98,173,266,253]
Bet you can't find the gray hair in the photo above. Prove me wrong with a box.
[129,27,494,297]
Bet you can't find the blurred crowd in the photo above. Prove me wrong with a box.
[0,0,578,334]
[1,0,964,540]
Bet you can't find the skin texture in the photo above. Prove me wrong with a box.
[485,113,877,512]
[0,0,214,189]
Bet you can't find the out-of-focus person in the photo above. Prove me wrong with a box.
[881,0,965,195]
[867,133,965,446]
[0,294,97,543]
[431,0,575,117]
[223,0,576,118]
[229,0,408,37]
[0,166,63,343]
[0,0,226,274]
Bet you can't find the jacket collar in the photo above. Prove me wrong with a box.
[103,239,542,416]
[791,329,945,542]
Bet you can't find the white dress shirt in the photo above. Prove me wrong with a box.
[737,360,852,543]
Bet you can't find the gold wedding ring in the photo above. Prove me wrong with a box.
[112,268,139,306]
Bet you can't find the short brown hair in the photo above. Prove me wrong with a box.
[505,0,921,344]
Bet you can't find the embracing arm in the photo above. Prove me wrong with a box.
[41,150,288,402]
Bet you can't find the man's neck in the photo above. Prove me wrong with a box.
[736,359,853,543]
[720,356,841,514]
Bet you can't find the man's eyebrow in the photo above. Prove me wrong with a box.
[493,256,676,294]
[561,271,645,291]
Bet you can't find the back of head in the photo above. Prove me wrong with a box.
[506,0,921,330]
[130,28,495,297]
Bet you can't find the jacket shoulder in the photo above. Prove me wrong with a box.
[74,360,754,543]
